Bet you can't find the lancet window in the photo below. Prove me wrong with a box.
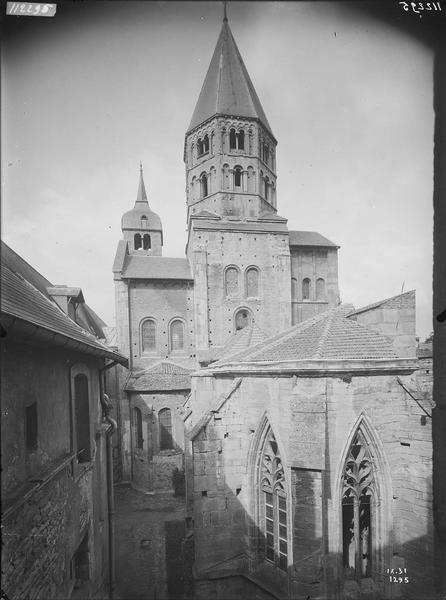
[342,429,375,579]
[302,278,311,300]
[260,428,288,571]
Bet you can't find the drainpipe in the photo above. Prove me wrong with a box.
[100,383,117,600]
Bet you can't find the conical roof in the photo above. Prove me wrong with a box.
[122,164,162,232]
[188,19,274,137]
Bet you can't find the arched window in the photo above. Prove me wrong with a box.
[246,267,259,297]
[141,215,148,227]
[229,128,237,150]
[237,129,245,150]
[143,234,151,250]
[141,319,156,353]
[260,428,288,571]
[197,135,209,156]
[234,166,242,189]
[134,233,142,250]
[342,428,375,579]
[225,267,239,297]
[74,374,91,463]
[235,308,251,331]
[159,408,173,450]
[200,173,208,198]
[291,277,298,300]
[302,278,311,300]
[133,407,143,449]
[170,319,184,352]
[264,176,270,201]
[316,278,325,300]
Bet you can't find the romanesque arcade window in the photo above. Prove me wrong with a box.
[134,233,142,250]
[234,166,242,189]
[246,267,259,297]
[170,319,184,352]
[260,428,288,571]
[74,374,91,463]
[225,267,239,298]
[141,319,156,353]
[133,407,143,449]
[316,278,325,301]
[159,408,173,450]
[200,173,208,198]
[235,308,252,331]
[143,234,151,250]
[229,128,245,151]
[342,429,374,579]
[197,134,209,156]
[302,278,311,300]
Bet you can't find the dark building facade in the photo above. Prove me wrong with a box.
[1,242,127,600]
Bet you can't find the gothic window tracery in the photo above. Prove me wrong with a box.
[342,429,375,579]
[225,267,239,297]
[260,428,288,571]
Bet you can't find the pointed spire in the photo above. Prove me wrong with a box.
[223,0,228,22]
[187,15,274,137]
[136,162,148,206]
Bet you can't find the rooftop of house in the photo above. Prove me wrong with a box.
[288,230,338,248]
[1,241,126,364]
[125,361,193,391]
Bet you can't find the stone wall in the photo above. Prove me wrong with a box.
[1,341,111,600]
[187,367,434,599]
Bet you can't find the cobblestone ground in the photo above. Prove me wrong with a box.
[114,484,193,600]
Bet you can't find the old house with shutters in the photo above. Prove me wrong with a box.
[1,242,127,600]
[110,10,434,600]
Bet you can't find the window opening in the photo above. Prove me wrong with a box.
[316,278,325,300]
[134,407,143,449]
[246,267,259,297]
[291,278,298,300]
[201,173,208,198]
[235,308,251,331]
[170,320,184,352]
[143,234,151,250]
[229,128,237,150]
[302,278,311,300]
[74,374,91,463]
[134,233,142,250]
[342,429,374,579]
[260,428,288,571]
[237,130,245,150]
[25,402,38,451]
[159,408,173,450]
[141,319,156,352]
[225,267,239,298]
[234,167,242,188]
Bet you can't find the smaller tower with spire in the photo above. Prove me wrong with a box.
[121,164,163,256]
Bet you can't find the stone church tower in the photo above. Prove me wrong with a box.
[112,11,340,492]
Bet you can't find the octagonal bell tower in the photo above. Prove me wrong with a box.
[184,12,278,223]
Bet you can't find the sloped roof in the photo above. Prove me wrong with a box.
[212,322,267,362]
[1,246,126,363]
[346,290,415,317]
[288,231,338,248]
[213,305,397,366]
[188,19,273,137]
[1,241,108,340]
[121,256,193,280]
[126,361,192,391]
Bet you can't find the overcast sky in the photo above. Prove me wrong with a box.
[1,1,434,339]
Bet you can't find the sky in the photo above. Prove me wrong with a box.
[1,1,434,339]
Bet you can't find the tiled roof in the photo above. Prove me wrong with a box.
[214,305,397,365]
[212,322,268,362]
[125,361,192,391]
[1,248,126,363]
[188,20,274,137]
[288,231,338,248]
[121,256,193,280]
[346,290,415,317]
